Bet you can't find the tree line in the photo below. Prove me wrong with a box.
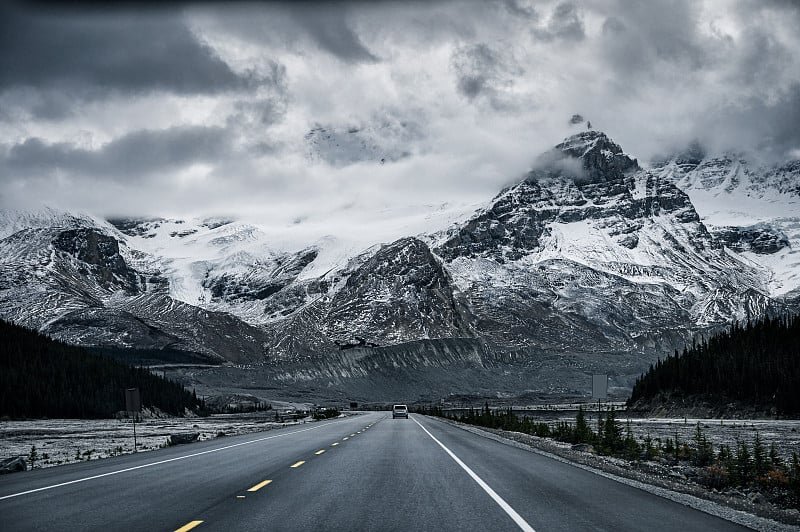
[0,319,203,418]
[628,314,800,414]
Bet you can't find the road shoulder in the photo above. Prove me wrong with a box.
[427,415,799,532]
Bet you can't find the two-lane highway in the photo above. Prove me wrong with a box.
[1,413,752,531]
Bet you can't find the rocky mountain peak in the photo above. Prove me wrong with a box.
[549,130,639,183]
[51,228,141,293]
[321,236,470,345]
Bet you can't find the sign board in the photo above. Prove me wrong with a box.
[125,388,141,412]
[592,374,607,400]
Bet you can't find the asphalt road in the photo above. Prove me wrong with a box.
[0,412,752,531]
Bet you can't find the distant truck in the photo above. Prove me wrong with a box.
[392,404,408,419]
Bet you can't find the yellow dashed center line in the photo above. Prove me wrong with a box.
[247,479,272,492]
[175,521,203,532]
[290,461,305,468]
[331,442,339,446]
[315,449,326,455]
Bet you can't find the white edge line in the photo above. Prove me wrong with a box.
[411,415,536,532]
[0,420,341,501]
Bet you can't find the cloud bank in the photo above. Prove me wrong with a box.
[1,0,799,248]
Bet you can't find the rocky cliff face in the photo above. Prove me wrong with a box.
[709,225,790,254]
[52,228,142,293]
[321,237,471,345]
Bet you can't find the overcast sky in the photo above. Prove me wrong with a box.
[1,0,799,242]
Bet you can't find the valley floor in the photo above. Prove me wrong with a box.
[0,411,318,469]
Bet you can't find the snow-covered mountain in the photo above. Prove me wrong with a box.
[652,147,800,302]
[0,209,270,363]
[2,131,797,401]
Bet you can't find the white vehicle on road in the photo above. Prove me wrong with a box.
[392,404,408,419]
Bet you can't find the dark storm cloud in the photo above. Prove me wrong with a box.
[451,43,522,110]
[502,0,539,20]
[289,5,379,64]
[452,44,502,100]
[2,125,231,180]
[533,2,585,42]
[599,0,707,75]
[227,62,290,129]
[695,83,800,160]
[0,4,257,116]
[730,27,791,87]
[195,3,379,64]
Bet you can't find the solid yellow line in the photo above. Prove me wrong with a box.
[315,449,325,455]
[331,442,339,446]
[175,521,203,532]
[290,461,305,468]
[247,479,272,492]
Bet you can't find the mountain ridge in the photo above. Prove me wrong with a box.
[2,130,798,401]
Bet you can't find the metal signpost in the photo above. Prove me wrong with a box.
[125,388,141,452]
[592,374,608,416]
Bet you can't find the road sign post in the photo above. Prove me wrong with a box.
[125,388,141,453]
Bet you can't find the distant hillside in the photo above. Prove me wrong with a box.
[0,319,202,419]
[628,315,800,415]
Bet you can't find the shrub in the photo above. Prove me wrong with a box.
[692,423,714,467]
[312,408,340,420]
[758,469,789,491]
[700,465,730,490]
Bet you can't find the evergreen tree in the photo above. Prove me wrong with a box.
[598,407,623,455]
[623,421,641,460]
[574,405,593,444]
[0,319,201,418]
[692,423,714,467]
[736,440,754,485]
[770,442,782,469]
[28,445,37,469]
[628,314,800,414]
[753,432,767,478]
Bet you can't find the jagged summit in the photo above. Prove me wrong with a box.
[558,130,639,181]
[532,131,639,184]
